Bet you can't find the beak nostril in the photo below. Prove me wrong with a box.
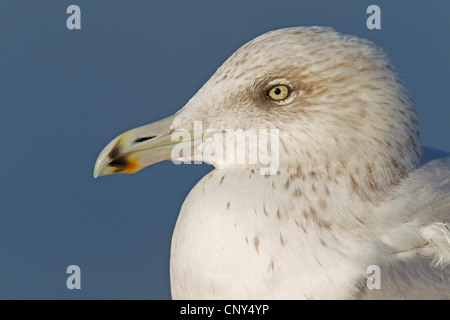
[134,136,156,144]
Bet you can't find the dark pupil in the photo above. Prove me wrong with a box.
[274,88,281,95]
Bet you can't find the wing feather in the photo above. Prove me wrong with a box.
[359,147,450,299]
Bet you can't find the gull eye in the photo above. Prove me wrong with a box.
[267,85,290,101]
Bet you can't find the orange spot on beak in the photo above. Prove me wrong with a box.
[122,158,140,173]
[113,158,140,174]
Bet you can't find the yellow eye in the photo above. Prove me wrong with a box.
[267,85,290,101]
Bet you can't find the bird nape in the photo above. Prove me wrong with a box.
[94,27,450,300]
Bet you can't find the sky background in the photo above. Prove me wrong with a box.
[0,0,449,299]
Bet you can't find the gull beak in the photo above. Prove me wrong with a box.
[93,114,190,178]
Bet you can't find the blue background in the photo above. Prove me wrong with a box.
[0,0,449,299]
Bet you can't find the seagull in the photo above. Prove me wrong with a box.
[94,27,450,299]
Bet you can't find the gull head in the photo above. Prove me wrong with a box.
[94,26,421,196]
